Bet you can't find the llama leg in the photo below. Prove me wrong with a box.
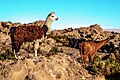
[80,54,84,66]
[41,35,45,41]
[34,39,40,56]
[83,54,87,67]
[91,54,95,64]
[79,48,82,63]
[88,54,93,66]
[35,50,37,57]
[12,42,19,59]
[13,50,18,59]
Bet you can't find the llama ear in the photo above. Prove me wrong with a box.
[48,12,55,17]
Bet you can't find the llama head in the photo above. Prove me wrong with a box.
[47,12,58,21]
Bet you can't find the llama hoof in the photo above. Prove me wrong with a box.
[35,54,37,57]
[81,64,87,68]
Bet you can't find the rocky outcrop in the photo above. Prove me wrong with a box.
[51,24,119,53]
[34,20,44,26]
[51,24,113,40]
[0,22,119,80]
[0,53,93,80]
[0,22,12,48]
[21,38,56,54]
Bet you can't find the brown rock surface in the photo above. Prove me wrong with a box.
[0,22,120,80]
[0,54,92,80]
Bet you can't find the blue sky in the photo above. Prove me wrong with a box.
[0,0,120,30]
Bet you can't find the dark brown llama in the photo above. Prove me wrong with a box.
[10,12,58,58]
[79,38,109,67]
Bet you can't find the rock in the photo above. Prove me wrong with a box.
[93,75,105,80]
[0,22,119,80]
[0,54,92,80]
[34,20,44,26]
[13,22,21,27]
[38,38,56,54]
[7,60,28,80]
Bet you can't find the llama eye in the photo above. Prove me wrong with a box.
[52,16,54,17]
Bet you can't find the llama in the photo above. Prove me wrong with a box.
[10,12,58,58]
[79,38,109,67]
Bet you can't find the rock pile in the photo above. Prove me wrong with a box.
[52,24,114,40]
[51,24,119,53]
[0,53,93,80]
[0,21,119,80]
[0,22,12,49]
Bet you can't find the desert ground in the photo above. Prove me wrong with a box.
[0,21,120,80]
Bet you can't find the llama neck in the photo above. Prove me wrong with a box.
[44,18,52,29]
[96,40,107,50]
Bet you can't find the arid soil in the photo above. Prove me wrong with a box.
[0,22,120,80]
